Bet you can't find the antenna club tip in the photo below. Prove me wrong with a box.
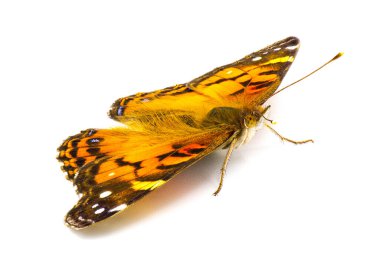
[333,52,344,60]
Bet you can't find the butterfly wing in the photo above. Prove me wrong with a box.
[58,126,235,229]
[58,37,300,229]
[189,36,300,106]
[109,37,300,125]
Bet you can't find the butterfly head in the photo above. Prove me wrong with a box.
[243,105,270,129]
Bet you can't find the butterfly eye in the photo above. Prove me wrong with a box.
[247,115,254,121]
[251,111,262,120]
[243,113,260,128]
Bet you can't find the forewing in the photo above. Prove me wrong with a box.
[59,127,234,229]
[109,37,299,125]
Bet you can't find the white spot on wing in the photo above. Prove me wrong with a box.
[251,56,262,61]
[95,208,105,214]
[286,45,299,50]
[109,204,127,213]
[99,191,112,198]
[75,215,94,225]
[92,203,99,208]
[273,47,281,51]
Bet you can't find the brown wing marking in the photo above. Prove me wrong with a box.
[57,129,131,181]
[188,36,300,106]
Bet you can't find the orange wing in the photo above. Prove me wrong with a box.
[109,37,299,124]
[58,126,235,229]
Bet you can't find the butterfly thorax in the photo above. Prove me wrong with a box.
[208,105,268,149]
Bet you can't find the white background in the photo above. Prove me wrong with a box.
[1,1,379,268]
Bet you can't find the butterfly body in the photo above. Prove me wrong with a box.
[58,37,301,229]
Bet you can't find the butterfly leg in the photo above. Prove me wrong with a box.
[213,137,238,196]
[265,123,314,144]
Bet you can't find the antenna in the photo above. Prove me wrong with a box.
[272,52,343,97]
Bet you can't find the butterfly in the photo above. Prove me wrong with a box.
[58,37,321,229]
